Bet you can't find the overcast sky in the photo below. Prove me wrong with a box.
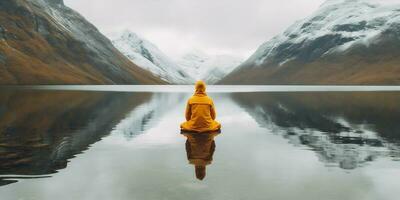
[64,0,396,60]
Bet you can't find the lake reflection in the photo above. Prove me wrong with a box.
[0,90,186,186]
[182,131,220,180]
[0,87,399,200]
[231,92,400,169]
[0,90,154,186]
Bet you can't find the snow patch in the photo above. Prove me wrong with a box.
[111,30,194,84]
[246,0,400,66]
[177,50,243,84]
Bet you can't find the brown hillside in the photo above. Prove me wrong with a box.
[0,0,166,85]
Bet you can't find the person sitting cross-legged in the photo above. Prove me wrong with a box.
[180,81,221,133]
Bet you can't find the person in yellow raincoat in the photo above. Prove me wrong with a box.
[180,81,221,133]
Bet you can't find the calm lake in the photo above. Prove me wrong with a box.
[0,86,400,200]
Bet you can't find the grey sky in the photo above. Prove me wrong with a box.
[64,0,395,59]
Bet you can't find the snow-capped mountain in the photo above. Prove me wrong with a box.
[111,31,194,84]
[221,0,400,85]
[0,0,164,84]
[178,50,242,84]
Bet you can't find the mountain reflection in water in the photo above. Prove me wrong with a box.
[0,88,399,193]
[0,90,184,186]
[231,92,400,169]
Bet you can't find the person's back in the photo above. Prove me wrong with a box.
[180,81,221,133]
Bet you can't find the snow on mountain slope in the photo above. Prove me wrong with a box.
[111,31,194,84]
[0,0,165,84]
[245,0,400,66]
[178,50,242,84]
[111,31,241,84]
[221,0,400,84]
[200,55,243,84]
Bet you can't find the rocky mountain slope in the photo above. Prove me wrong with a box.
[177,50,242,84]
[220,0,400,85]
[111,31,193,84]
[0,0,165,84]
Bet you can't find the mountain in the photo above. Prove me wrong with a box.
[111,31,242,84]
[178,50,242,84]
[0,0,165,84]
[111,31,193,84]
[220,0,400,85]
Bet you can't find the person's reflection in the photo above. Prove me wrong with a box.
[181,131,220,180]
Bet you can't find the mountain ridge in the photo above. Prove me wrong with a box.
[0,0,165,84]
[111,30,194,84]
[112,31,243,84]
[220,0,400,85]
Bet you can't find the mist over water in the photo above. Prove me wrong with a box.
[0,86,399,200]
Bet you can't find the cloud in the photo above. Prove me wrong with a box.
[64,0,397,59]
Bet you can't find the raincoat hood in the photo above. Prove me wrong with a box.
[195,80,206,96]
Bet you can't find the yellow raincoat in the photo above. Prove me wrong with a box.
[180,81,221,132]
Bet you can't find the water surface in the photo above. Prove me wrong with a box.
[0,86,399,200]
